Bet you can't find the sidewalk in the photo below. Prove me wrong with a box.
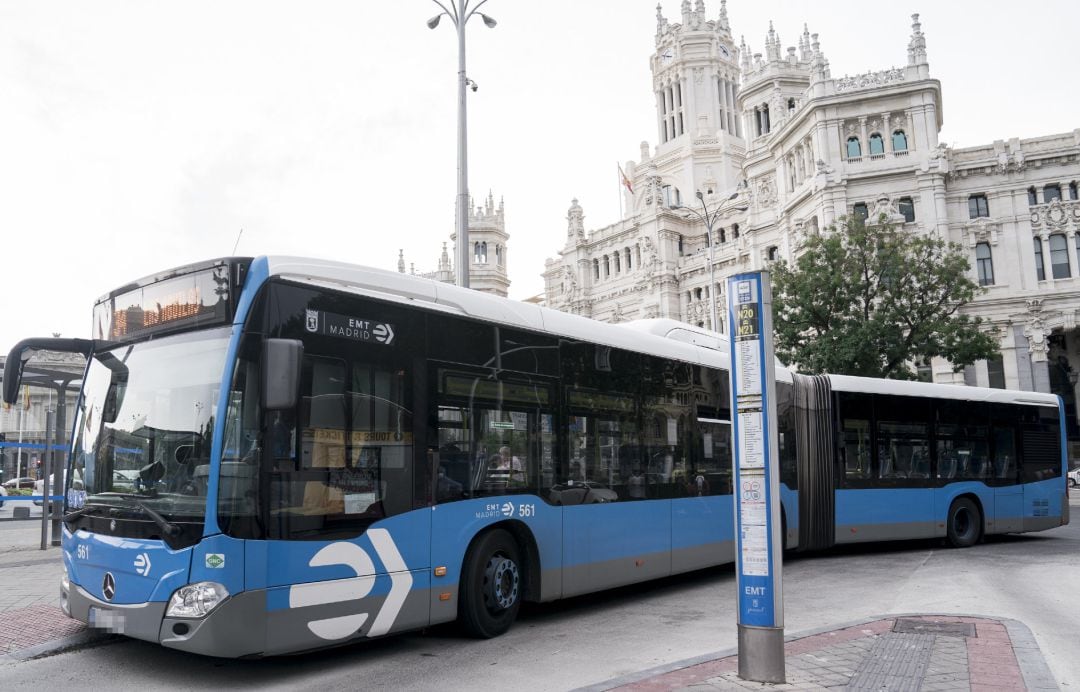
[0,515,111,661]
[589,615,1059,691]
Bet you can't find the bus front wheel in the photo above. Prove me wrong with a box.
[946,498,982,548]
[459,529,522,638]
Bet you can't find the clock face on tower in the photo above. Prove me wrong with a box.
[719,44,731,58]
[661,49,673,64]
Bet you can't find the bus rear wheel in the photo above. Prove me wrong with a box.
[459,529,522,638]
[946,498,982,548]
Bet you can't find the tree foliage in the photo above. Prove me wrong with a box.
[770,215,999,379]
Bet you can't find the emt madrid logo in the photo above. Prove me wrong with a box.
[287,529,412,641]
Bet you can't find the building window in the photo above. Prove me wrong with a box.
[1075,233,1080,273]
[892,130,908,151]
[695,287,702,300]
[869,133,885,155]
[846,137,861,158]
[976,242,994,286]
[677,235,684,255]
[733,223,740,239]
[718,227,726,243]
[603,255,611,278]
[986,355,1006,389]
[787,97,796,113]
[1044,184,1062,203]
[675,83,684,136]
[613,252,620,274]
[898,197,915,223]
[766,246,779,261]
[1034,238,1045,281]
[968,194,990,219]
[593,259,600,280]
[474,241,488,264]
[1027,187,1038,206]
[663,185,681,208]
[853,202,869,221]
[1050,233,1071,279]
[1070,182,1079,200]
[916,359,933,383]
[625,247,632,270]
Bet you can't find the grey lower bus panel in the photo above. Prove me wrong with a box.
[65,583,168,645]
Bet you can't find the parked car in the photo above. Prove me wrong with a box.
[3,477,37,490]
[1069,467,1080,488]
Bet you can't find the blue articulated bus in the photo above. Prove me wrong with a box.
[2,256,1068,657]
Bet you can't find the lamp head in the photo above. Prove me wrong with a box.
[696,190,704,200]
[480,13,497,28]
[427,14,442,29]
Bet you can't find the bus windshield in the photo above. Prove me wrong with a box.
[69,328,231,521]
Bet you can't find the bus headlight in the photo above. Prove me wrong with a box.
[166,582,229,618]
[61,563,70,591]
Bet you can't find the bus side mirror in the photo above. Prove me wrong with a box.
[262,338,303,410]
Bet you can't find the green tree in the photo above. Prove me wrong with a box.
[771,215,999,379]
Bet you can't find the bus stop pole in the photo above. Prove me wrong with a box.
[51,402,63,546]
[728,271,785,683]
[40,409,54,550]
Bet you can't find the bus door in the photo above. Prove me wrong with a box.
[990,409,1022,533]
[1020,404,1065,530]
[560,383,669,597]
[242,301,433,655]
[673,416,734,572]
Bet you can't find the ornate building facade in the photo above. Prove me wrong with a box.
[543,1,1080,431]
[399,192,511,298]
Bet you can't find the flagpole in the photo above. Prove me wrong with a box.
[617,163,624,220]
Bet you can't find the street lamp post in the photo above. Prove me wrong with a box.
[676,190,739,332]
[428,0,497,289]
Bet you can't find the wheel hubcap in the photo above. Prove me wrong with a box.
[955,509,971,537]
[483,555,519,611]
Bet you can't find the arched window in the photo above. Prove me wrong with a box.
[1033,238,1045,281]
[787,97,796,113]
[853,202,869,221]
[719,227,726,243]
[1070,182,1079,200]
[613,252,620,273]
[1044,184,1062,203]
[976,242,994,286]
[625,247,632,270]
[846,137,861,158]
[1027,187,1038,206]
[1050,233,1071,279]
[869,133,885,155]
[603,255,610,277]
[766,246,779,261]
[891,130,908,151]
[732,224,740,239]
[593,259,600,280]
[695,288,702,300]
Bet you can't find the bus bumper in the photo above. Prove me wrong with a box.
[65,580,268,658]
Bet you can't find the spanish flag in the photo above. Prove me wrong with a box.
[618,163,633,194]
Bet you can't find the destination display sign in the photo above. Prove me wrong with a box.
[305,310,395,345]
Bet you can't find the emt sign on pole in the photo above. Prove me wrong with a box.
[727,270,785,684]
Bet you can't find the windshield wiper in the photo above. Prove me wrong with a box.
[63,504,102,523]
[115,494,182,538]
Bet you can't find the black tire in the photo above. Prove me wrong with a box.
[459,529,522,638]
[946,497,982,548]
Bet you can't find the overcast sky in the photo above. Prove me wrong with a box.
[1,0,1077,354]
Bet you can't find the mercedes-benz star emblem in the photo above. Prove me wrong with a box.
[102,573,116,602]
[109,519,117,532]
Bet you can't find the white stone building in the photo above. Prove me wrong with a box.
[399,192,512,298]
[542,1,1080,435]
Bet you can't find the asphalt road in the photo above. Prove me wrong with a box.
[3,498,1078,690]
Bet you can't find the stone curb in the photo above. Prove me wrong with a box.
[574,612,1061,692]
[1,629,115,664]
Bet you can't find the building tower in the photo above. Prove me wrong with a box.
[460,192,511,296]
[643,0,745,210]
